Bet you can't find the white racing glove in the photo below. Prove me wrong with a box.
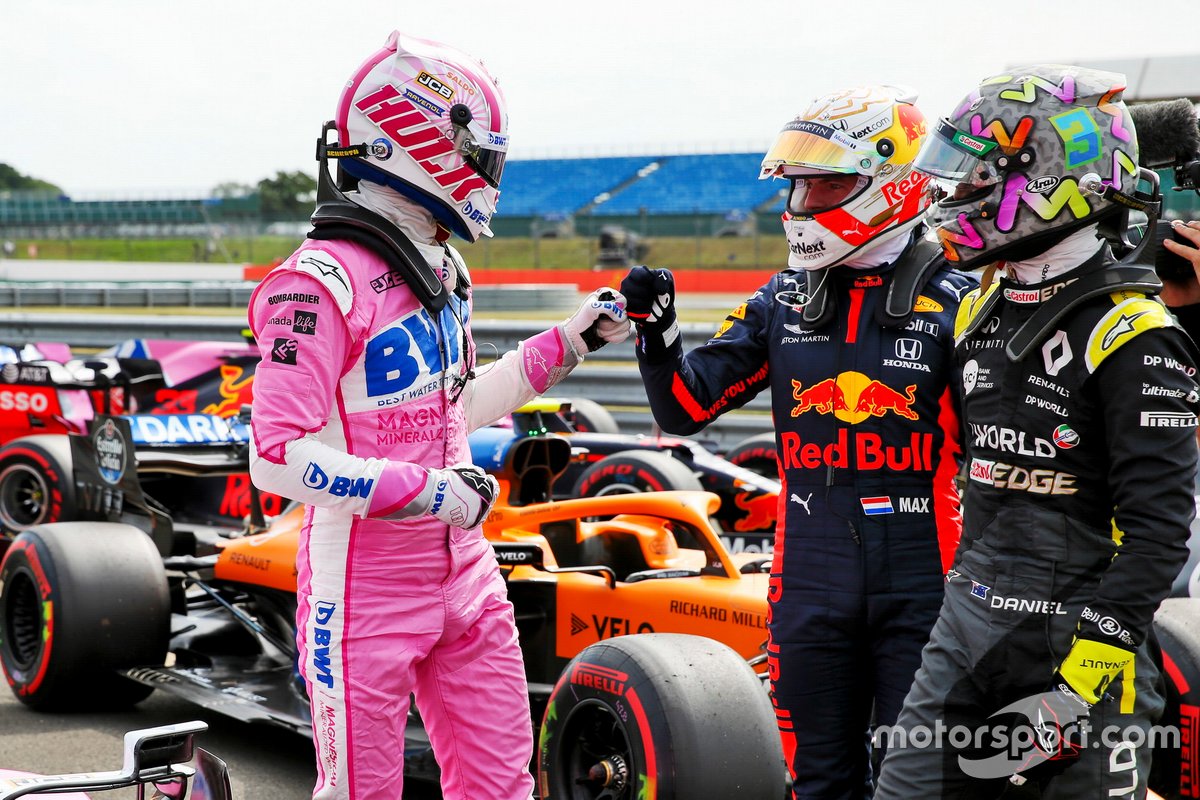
[560,289,631,359]
[409,463,500,529]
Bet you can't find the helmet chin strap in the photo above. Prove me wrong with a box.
[352,181,439,245]
[1002,225,1102,284]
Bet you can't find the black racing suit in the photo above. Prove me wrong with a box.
[632,244,976,799]
[875,250,1200,799]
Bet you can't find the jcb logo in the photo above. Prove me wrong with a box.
[417,71,454,101]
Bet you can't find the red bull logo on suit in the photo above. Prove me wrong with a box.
[784,372,930,472]
[791,371,918,423]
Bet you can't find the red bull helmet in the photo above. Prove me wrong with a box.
[335,31,508,242]
[914,64,1139,268]
[760,86,933,270]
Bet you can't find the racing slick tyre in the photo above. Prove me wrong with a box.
[1149,599,1200,799]
[538,633,785,800]
[0,522,169,710]
[573,450,703,498]
[0,436,76,536]
[562,397,620,434]
[723,432,779,479]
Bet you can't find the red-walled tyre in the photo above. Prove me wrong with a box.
[562,397,620,434]
[723,432,778,479]
[1150,598,1200,799]
[573,451,702,498]
[0,436,75,535]
[538,633,785,799]
[0,522,169,710]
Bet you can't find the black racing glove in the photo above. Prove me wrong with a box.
[620,266,680,359]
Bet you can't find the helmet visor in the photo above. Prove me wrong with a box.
[786,174,871,215]
[458,123,508,188]
[915,120,1004,203]
[761,120,879,177]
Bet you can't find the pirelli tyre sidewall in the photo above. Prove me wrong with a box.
[1151,598,1200,799]
[538,633,785,800]
[0,436,76,535]
[0,522,169,710]
[573,450,703,499]
[723,432,779,479]
[563,397,620,434]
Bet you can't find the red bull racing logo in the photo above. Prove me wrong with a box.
[783,372,931,472]
[200,365,255,418]
[791,372,918,422]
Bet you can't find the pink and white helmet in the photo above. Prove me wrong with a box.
[336,31,508,242]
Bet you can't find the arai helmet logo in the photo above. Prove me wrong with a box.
[1026,175,1059,194]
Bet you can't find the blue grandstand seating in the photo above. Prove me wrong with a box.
[498,156,652,216]
[591,153,783,216]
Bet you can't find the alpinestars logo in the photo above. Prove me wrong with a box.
[456,468,496,503]
[299,257,348,291]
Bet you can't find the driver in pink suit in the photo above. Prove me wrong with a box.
[247,31,629,800]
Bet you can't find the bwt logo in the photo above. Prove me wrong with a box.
[462,201,489,225]
[303,462,375,498]
[312,601,338,689]
[430,479,449,515]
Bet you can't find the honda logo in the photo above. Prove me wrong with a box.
[895,338,922,361]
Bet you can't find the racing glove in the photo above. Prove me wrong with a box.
[620,266,680,358]
[560,288,631,357]
[1007,636,1134,786]
[382,463,500,529]
[1055,635,1134,706]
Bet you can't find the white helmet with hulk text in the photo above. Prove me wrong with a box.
[335,31,508,242]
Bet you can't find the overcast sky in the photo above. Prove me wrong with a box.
[4,0,1198,197]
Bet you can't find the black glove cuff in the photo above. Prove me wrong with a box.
[633,322,682,365]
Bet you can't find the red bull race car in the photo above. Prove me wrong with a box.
[0,338,277,540]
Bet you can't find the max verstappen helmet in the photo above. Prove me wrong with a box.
[760,85,933,270]
[914,64,1140,268]
[335,31,508,242]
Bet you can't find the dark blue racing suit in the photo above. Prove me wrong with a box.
[632,248,976,798]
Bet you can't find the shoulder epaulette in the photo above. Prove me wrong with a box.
[1084,292,1173,373]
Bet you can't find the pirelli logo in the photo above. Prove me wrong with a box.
[569,663,628,696]
[1140,411,1197,428]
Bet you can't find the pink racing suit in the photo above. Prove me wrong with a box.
[248,235,573,800]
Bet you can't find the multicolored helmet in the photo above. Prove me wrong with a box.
[335,31,508,242]
[914,64,1139,268]
[759,85,933,270]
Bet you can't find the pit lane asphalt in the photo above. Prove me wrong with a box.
[0,687,442,799]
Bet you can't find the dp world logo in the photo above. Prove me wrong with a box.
[93,418,127,485]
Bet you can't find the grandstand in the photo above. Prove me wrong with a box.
[2,151,1195,240]
[0,153,788,240]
